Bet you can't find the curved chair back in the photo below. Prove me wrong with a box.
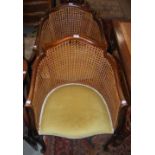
[34,3,107,54]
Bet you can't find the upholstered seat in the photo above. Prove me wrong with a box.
[39,84,113,139]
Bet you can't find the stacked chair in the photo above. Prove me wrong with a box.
[25,2,128,153]
[32,3,107,55]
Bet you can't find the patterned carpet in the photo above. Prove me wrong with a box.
[44,134,130,155]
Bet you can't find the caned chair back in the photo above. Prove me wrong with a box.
[34,3,107,54]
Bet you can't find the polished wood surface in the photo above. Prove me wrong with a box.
[44,36,107,51]
[119,22,131,53]
[112,20,131,90]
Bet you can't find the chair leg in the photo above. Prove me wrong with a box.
[104,106,131,152]
[25,103,46,153]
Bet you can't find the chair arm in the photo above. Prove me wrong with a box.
[106,53,128,108]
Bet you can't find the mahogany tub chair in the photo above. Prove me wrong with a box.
[32,2,107,57]
[25,36,127,145]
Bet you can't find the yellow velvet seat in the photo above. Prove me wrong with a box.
[39,84,114,139]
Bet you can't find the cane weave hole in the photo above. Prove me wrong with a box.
[32,38,121,138]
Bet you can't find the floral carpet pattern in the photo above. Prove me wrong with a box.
[44,134,130,155]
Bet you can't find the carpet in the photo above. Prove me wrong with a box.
[44,134,130,155]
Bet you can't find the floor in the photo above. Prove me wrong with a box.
[23,140,42,155]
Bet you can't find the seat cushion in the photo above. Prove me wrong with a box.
[39,83,113,139]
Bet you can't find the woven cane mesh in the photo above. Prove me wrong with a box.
[37,5,104,50]
[32,39,121,130]
[39,19,52,47]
